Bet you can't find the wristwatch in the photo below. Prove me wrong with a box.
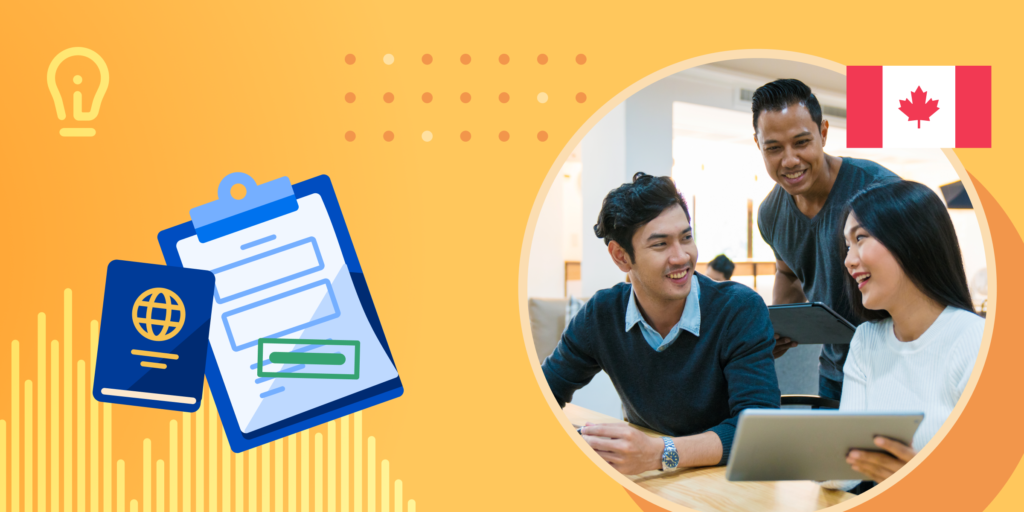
[660,437,679,471]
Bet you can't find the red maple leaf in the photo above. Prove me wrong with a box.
[898,86,940,129]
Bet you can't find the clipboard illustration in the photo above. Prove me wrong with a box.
[158,173,403,452]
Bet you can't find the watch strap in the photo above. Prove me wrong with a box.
[660,436,679,471]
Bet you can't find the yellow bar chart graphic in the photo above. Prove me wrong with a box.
[1,290,417,511]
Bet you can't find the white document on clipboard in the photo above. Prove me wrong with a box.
[174,173,399,434]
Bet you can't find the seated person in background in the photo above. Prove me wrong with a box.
[542,172,780,475]
[822,181,984,492]
[704,254,735,282]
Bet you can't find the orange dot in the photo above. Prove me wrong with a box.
[537,131,548,142]
[422,92,433,103]
[576,92,587,103]
[383,92,394,103]
[460,131,472,141]
[498,92,510,103]
[345,54,356,65]
[537,54,548,65]
[498,54,510,65]
[422,54,433,65]
[460,54,471,65]
[345,131,356,142]
[498,131,510,142]
[460,92,471,103]
[576,54,587,65]
[383,131,394,142]
[345,92,356,103]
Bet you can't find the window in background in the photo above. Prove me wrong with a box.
[670,100,982,304]
[672,102,776,266]
[563,146,583,297]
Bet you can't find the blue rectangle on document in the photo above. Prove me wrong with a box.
[212,237,324,304]
[93,260,215,412]
[221,279,340,352]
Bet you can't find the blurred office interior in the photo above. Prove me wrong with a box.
[527,59,988,417]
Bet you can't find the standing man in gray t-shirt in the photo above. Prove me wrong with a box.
[751,79,899,401]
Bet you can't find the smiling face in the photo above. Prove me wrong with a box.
[844,212,908,312]
[617,204,697,305]
[754,103,830,197]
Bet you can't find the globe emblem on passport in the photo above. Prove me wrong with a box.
[132,288,186,341]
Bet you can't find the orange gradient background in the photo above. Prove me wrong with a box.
[2,1,1024,511]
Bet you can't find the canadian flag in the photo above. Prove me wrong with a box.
[847,66,991,148]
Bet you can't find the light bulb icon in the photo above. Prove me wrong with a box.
[47,47,109,137]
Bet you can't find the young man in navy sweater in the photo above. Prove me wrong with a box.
[542,173,780,475]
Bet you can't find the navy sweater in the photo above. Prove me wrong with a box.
[542,274,781,464]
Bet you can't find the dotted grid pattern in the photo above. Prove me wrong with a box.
[339,53,588,143]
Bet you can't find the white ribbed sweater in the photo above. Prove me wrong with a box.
[823,306,984,490]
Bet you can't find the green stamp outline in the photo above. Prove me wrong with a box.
[256,338,360,380]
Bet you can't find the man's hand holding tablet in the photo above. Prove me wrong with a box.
[773,333,798,358]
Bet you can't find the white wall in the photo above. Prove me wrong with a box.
[624,80,675,177]
[526,175,565,299]
[581,102,629,297]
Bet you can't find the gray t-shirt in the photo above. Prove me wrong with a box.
[757,157,900,382]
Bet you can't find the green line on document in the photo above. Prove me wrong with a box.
[268,352,347,366]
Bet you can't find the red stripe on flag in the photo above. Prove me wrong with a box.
[846,66,883,148]
[955,66,991,148]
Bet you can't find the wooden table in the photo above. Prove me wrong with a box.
[564,403,855,512]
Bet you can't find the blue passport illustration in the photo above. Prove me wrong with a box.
[93,260,215,412]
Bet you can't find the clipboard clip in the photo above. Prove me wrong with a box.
[190,173,299,243]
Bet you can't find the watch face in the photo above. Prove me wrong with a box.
[664,451,680,468]
[663,438,680,469]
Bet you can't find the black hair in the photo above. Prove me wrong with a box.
[708,254,735,280]
[594,172,690,261]
[840,180,975,322]
[751,78,823,134]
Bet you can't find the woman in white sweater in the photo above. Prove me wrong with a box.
[830,180,984,491]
